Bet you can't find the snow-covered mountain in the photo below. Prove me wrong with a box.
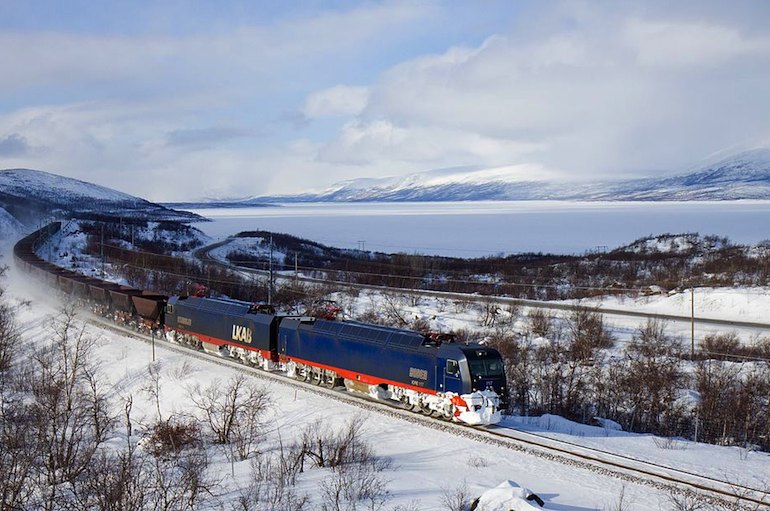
[208,148,770,204]
[0,168,201,227]
[589,148,770,200]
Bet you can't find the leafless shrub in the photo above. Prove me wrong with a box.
[451,328,483,344]
[188,374,271,460]
[249,438,305,491]
[503,303,520,325]
[567,308,614,361]
[700,332,741,361]
[143,361,163,421]
[170,359,194,380]
[147,445,217,511]
[527,308,552,338]
[478,298,501,327]
[299,418,376,469]
[320,458,391,511]
[69,442,151,511]
[652,436,686,450]
[603,486,630,511]
[145,416,202,458]
[391,501,422,511]
[440,480,470,511]
[380,293,409,327]
[466,453,489,468]
[665,490,706,511]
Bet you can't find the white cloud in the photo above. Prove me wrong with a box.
[624,20,770,68]
[3,1,770,200]
[303,85,370,119]
[317,119,546,168]
[316,4,770,181]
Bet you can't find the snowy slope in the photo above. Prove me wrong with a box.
[0,206,23,243]
[8,270,767,510]
[198,148,770,204]
[0,168,201,225]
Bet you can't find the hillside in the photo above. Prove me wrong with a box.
[0,168,202,227]
[188,148,770,205]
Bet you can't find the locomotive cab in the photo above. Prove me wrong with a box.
[436,345,507,425]
[462,348,508,412]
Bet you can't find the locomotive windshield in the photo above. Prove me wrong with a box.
[465,350,504,378]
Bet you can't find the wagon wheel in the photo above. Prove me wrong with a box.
[323,373,337,389]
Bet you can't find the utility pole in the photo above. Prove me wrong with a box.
[691,287,695,359]
[100,223,105,276]
[268,235,274,305]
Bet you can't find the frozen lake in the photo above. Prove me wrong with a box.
[183,201,770,257]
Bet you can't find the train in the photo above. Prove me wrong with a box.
[13,222,507,426]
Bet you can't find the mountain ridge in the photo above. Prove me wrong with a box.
[0,168,202,227]
[185,148,770,206]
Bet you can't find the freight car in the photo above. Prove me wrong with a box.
[14,223,506,426]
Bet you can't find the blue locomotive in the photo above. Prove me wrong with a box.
[165,295,506,425]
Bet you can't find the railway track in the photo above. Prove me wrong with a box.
[88,313,770,510]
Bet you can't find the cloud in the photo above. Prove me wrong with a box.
[165,127,255,149]
[315,3,770,180]
[303,85,370,119]
[624,20,770,68]
[0,133,29,157]
[0,3,433,97]
[318,119,545,168]
[3,1,770,200]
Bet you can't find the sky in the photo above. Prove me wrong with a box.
[1,0,770,202]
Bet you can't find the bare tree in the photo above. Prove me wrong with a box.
[143,361,163,421]
[28,307,113,509]
[188,374,271,460]
[0,385,38,509]
[68,442,151,511]
[622,319,686,435]
[147,446,217,511]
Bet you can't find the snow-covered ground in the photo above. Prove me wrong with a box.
[4,256,770,509]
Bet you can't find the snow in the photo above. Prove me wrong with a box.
[0,168,140,203]
[471,481,544,511]
[184,201,770,256]
[6,260,770,510]
[0,206,23,241]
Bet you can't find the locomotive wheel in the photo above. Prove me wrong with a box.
[323,375,336,389]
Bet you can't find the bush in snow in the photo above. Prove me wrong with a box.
[188,374,271,460]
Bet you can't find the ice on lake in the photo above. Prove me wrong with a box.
[183,201,770,257]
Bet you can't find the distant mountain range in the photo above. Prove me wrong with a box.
[179,148,770,206]
[0,168,201,232]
